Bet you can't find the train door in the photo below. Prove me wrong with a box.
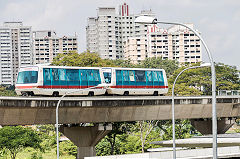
[116,70,123,88]
[80,69,88,88]
[129,70,135,87]
[135,70,146,88]
[157,71,164,87]
[146,70,153,88]
[43,68,51,87]
[122,70,129,88]
[102,68,112,85]
[153,71,160,87]
[66,69,79,89]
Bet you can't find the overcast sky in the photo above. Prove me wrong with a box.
[0,0,239,67]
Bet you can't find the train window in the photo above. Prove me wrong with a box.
[129,71,135,81]
[157,71,164,82]
[66,69,79,81]
[153,71,158,82]
[116,70,122,81]
[135,70,146,82]
[87,70,94,81]
[146,71,152,82]
[44,69,50,81]
[123,70,129,81]
[103,72,111,83]
[93,70,100,81]
[17,71,38,84]
[58,69,66,81]
[52,69,59,81]
[80,70,87,81]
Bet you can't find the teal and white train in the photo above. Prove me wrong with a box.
[15,65,168,96]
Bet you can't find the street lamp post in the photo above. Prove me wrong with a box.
[135,16,217,159]
[56,84,107,159]
[172,63,210,158]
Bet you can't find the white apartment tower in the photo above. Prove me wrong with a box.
[123,37,147,64]
[33,30,78,64]
[86,3,155,60]
[123,24,202,64]
[0,22,33,85]
[147,24,202,63]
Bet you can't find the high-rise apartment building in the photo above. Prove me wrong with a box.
[147,24,202,63]
[33,30,77,64]
[0,22,33,85]
[123,24,202,64]
[86,3,155,60]
[123,37,147,64]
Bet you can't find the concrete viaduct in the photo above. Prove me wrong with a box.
[0,95,240,159]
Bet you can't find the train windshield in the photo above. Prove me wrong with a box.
[102,68,112,84]
[17,71,38,84]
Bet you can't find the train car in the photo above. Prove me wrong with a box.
[15,65,106,96]
[102,67,168,96]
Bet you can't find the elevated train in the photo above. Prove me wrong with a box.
[15,65,168,96]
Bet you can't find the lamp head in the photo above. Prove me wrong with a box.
[135,16,157,24]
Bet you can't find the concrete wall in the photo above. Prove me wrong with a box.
[0,96,239,125]
[85,146,240,159]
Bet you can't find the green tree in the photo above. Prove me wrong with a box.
[157,120,197,141]
[0,126,42,159]
[36,125,56,151]
[96,122,134,155]
[168,63,240,95]
[112,59,138,68]
[120,122,161,154]
[134,121,160,153]
[140,57,179,76]
[0,86,16,96]
[52,51,116,67]
[59,141,77,157]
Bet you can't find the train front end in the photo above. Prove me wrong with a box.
[15,66,40,96]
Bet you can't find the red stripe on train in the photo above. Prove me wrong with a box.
[111,86,168,89]
[16,86,103,89]
[16,86,35,89]
[37,86,103,89]
[16,85,168,89]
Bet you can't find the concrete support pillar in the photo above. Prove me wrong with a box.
[60,125,111,159]
[191,118,235,135]
[77,147,95,159]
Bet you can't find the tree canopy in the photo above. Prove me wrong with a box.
[0,86,16,96]
[52,52,179,75]
[52,51,115,67]
[0,126,42,159]
[140,57,179,76]
[168,63,240,95]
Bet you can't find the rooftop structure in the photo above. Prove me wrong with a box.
[33,30,78,64]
